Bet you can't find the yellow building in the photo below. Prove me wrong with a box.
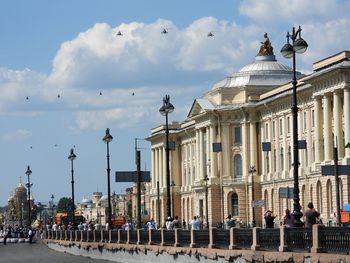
[148,37,350,227]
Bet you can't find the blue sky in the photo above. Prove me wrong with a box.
[0,0,349,206]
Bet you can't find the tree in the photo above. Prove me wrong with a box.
[56,197,73,213]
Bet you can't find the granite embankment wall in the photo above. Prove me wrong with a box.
[45,240,350,263]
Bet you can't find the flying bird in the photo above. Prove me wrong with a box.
[132,92,135,96]
[99,91,102,96]
[26,96,29,100]
[57,94,61,98]
[116,30,123,36]
[207,32,214,37]
[161,28,169,34]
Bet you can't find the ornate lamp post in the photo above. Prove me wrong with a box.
[159,95,174,218]
[249,166,257,227]
[103,128,113,227]
[25,165,32,226]
[281,26,308,227]
[68,148,77,229]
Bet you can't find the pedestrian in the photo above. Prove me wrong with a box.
[283,209,294,228]
[190,216,200,230]
[264,210,276,228]
[172,216,181,229]
[147,218,156,230]
[304,202,320,227]
[165,217,173,230]
[225,214,236,229]
[28,227,33,244]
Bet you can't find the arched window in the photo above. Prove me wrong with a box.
[234,154,242,178]
[231,193,239,216]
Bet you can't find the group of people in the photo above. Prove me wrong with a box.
[265,202,322,228]
[0,225,35,244]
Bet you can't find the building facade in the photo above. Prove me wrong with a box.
[148,37,350,227]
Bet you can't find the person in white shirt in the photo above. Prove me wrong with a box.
[191,216,200,230]
[147,218,156,230]
[165,217,173,230]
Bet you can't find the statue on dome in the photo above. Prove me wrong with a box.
[257,33,274,56]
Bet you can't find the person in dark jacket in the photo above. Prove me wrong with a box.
[264,210,276,228]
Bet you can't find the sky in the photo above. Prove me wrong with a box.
[0,0,349,206]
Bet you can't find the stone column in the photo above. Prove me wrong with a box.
[181,144,186,187]
[334,90,344,158]
[242,122,248,178]
[196,130,200,181]
[314,96,323,163]
[210,125,217,178]
[222,123,230,177]
[344,86,350,158]
[151,149,156,189]
[158,148,163,188]
[250,122,257,168]
[162,147,166,188]
[323,94,333,161]
[199,129,205,179]
[206,126,210,177]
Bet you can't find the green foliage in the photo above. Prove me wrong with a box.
[56,197,73,213]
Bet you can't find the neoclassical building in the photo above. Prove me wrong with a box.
[148,38,350,227]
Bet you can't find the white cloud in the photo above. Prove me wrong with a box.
[0,12,349,130]
[239,0,350,24]
[2,129,32,142]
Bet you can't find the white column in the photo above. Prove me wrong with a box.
[195,130,200,181]
[334,91,344,158]
[206,126,210,177]
[189,143,193,186]
[306,109,312,168]
[199,129,204,180]
[282,115,288,177]
[152,149,156,189]
[323,94,333,161]
[250,122,257,167]
[158,148,162,188]
[344,87,350,158]
[314,97,323,163]
[182,144,186,187]
[210,126,216,178]
[222,123,230,177]
[163,147,167,188]
[242,122,248,178]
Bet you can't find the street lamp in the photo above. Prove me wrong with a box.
[68,148,77,229]
[281,26,308,227]
[25,165,32,227]
[204,175,209,228]
[102,128,113,228]
[159,95,174,218]
[249,166,257,227]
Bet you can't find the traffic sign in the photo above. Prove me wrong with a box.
[279,187,294,199]
[252,200,265,208]
[115,171,151,182]
[321,165,350,176]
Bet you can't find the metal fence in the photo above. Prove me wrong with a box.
[213,229,230,248]
[235,228,253,248]
[285,227,312,252]
[319,227,350,253]
[259,229,280,251]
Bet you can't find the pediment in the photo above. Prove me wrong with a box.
[187,99,214,118]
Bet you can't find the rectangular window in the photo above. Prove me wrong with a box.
[311,109,315,128]
[287,117,290,134]
[234,127,241,144]
[279,119,283,136]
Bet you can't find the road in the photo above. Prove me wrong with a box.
[0,241,113,263]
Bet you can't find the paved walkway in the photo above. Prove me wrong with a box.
[0,241,112,263]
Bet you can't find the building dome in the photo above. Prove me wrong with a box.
[212,34,301,90]
[80,196,93,205]
[212,54,297,90]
